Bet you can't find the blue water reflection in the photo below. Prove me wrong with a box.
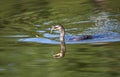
[18,32,120,44]
[18,12,120,44]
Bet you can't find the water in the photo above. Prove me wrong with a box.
[0,0,120,77]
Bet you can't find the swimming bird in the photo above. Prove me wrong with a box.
[51,24,93,58]
[51,24,66,58]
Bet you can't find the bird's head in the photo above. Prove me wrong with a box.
[51,24,64,33]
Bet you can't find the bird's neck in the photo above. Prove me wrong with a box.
[60,28,65,41]
[59,28,66,56]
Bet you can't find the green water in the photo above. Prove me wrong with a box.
[0,0,120,77]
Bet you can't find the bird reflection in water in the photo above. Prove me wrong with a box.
[51,24,93,58]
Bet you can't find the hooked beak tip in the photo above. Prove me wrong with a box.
[50,26,54,33]
[50,29,53,33]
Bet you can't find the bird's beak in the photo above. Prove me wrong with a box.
[50,28,53,33]
[50,26,55,33]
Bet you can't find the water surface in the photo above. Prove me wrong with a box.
[0,0,120,77]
